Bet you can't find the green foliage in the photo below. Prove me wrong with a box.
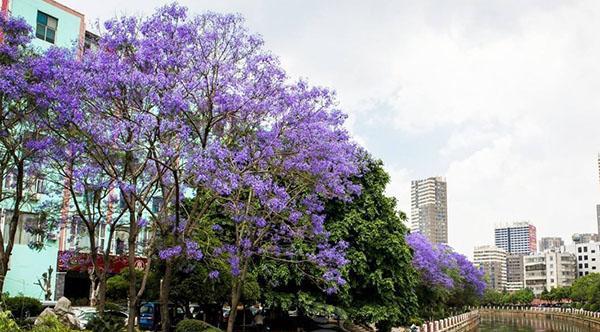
[84,313,126,332]
[0,311,21,331]
[2,295,43,320]
[175,319,212,332]
[107,268,159,303]
[481,288,534,306]
[258,158,419,329]
[30,314,78,332]
[570,273,600,308]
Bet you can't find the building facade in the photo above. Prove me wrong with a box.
[540,237,564,252]
[410,177,448,244]
[523,251,577,296]
[1,0,85,301]
[506,253,524,292]
[473,245,507,291]
[494,221,537,255]
[564,242,600,277]
[572,233,599,244]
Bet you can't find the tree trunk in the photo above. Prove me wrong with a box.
[0,161,24,294]
[126,209,138,332]
[160,260,173,332]
[226,278,243,332]
[97,270,108,314]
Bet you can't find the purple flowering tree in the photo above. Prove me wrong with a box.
[0,14,54,293]
[406,232,485,319]
[43,5,360,332]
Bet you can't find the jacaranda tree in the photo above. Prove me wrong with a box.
[0,14,55,293]
[406,232,485,320]
[41,4,360,332]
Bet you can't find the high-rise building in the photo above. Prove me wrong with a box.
[410,177,447,244]
[564,242,600,277]
[506,254,524,292]
[473,245,507,291]
[494,221,537,254]
[572,233,599,244]
[540,237,564,252]
[523,251,577,296]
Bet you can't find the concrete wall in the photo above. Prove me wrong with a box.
[8,0,84,50]
[4,241,58,300]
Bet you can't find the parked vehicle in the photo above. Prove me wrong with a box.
[73,306,128,329]
[138,302,186,331]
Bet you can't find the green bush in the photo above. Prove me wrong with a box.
[0,311,21,331]
[85,312,126,332]
[175,319,215,332]
[3,295,43,320]
[30,314,78,332]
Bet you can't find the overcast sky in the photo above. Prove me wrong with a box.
[61,0,600,257]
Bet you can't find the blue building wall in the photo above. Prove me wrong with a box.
[5,242,58,299]
[2,0,85,301]
[8,0,84,51]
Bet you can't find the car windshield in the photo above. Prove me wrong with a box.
[78,312,96,320]
[140,306,154,314]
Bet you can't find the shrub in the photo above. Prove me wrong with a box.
[3,295,43,320]
[175,319,213,332]
[85,312,126,332]
[104,302,123,312]
[30,314,78,332]
[0,311,21,331]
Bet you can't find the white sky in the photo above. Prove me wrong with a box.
[61,0,600,258]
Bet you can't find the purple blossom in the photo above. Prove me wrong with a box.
[159,245,182,260]
[208,270,220,279]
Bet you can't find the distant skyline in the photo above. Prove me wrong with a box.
[60,0,600,257]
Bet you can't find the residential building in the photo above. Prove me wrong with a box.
[523,251,577,296]
[572,233,599,244]
[410,177,447,244]
[2,0,84,50]
[494,221,537,255]
[473,245,507,291]
[506,253,524,292]
[0,0,85,301]
[563,242,600,277]
[540,237,564,252]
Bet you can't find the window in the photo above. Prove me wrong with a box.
[585,263,589,268]
[584,247,588,252]
[35,177,46,194]
[36,11,57,44]
[579,247,583,253]
[585,255,589,260]
[579,264,583,268]
[3,173,15,189]
[152,197,163,213]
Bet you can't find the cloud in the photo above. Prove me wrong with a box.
[61,0,600,258]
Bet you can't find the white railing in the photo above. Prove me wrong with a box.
[479,305,600,319]
[393,310,479,332]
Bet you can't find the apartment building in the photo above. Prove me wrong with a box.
[563,242,600,277]
[540,237,564,252]
[506,253,524,292]
[495,221,537,254]
[474,245,507,291]
[523,251,577,296]
[410,177,448,244]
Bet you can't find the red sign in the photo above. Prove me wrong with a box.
[57,250,147,274]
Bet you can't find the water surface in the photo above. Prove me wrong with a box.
[470,314,595,332]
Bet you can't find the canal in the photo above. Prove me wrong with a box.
[469,313,597,332]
